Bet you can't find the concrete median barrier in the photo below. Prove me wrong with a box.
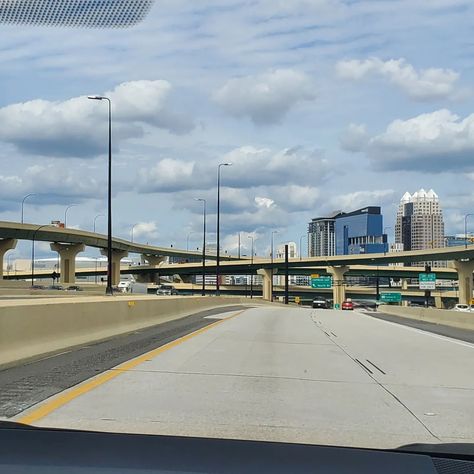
[0,295,263,369]
[378,304,474,331]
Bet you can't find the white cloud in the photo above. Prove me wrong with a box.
[340,123,369,152]
[0,162,104,206]
[0,80,193,158]
[132,221,159,240]
[336,57,461,101]
[213,69,316,124]
[255,196,275,208]
[137,145,330,193]
[346,109,474,172]
[326,189,396,211]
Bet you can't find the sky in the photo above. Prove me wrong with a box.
[2,0,474,259]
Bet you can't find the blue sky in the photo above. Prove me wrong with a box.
[2,0,474,258]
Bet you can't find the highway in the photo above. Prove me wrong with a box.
[7,305,474,450]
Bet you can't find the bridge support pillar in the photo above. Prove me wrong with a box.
[327,266,349,308]
[50,243,85,284]
[453,260,474,305]
[136,255,167,283]
[101,249,128,286]
[0,239,17,280]
[257,269,272,301]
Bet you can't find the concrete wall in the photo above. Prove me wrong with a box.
[0,296,263,369]
[379,304,474,331]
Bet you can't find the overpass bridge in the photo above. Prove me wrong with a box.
[2,220,474,305]
[0,221,238,285]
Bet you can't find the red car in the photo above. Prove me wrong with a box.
[342,300,354,311]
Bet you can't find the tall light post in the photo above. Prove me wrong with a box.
[131,223,139,243]
[299,234,306,261]
[195,198,207,296]
[271,230,279,301]
[31,224,53,287]
[186,231,195,252]
[21,193,37,224]
[216,162,232,295]
[93,214,105,233]
[88,95,113,295]
[248,235,254,299]
[64,204,77,227]
[464,214,474,249]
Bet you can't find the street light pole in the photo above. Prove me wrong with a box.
[195,198,207,296]
[88,95,113,295]
[64,204,77,228]
[464,214,474,248]
[131,223,139,243]
[186,231,194,252]
[299,234,305,261]
[216,162,232,296]
[21,193,37,224]
[31,224,52,287]
[248,235,254,299]
[271,230,279,302]
[93,214,105,233]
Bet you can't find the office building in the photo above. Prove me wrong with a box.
[395,189,445,267]
[307,212,342,257]
[335,207,388,255]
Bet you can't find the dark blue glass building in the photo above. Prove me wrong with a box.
[335,207,388,255]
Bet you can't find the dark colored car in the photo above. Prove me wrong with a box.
[312,298,328,309]
[342,300,354,311]
[67,285,83,291]
[48,285,64,291]
[30,284,45,290]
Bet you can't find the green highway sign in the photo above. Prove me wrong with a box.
[311,276,332,289]
[419,273,436,290]
[380,292,402,303]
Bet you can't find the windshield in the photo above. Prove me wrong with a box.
[1,0,474,459]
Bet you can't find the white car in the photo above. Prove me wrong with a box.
[453,304,470,312]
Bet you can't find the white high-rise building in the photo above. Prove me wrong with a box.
[395,188,445,267]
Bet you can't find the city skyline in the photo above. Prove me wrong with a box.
[2,2,474,260]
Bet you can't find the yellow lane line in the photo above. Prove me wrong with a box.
[18,309,246,425]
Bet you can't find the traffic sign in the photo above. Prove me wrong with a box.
[419,273,436,290]
[380,292,402,303]
[310,274,320,279]
[311,276,332,289]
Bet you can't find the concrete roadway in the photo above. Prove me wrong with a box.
[13,306,474,450]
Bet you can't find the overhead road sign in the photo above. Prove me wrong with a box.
[311,276,332,289]
[419,273,436,290]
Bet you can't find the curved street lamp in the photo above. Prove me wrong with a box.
[93,214,105,233]
[195,198,207,296]
[21,193,37,224]
[88,95,113,295]
[248,235,254,299]
[64,204,77,228]
[464,214,474,249]
[216,162,232,295]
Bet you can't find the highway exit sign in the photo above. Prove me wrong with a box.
[419,273,436,290]
[311,276,332,289]
[380,292,402,303]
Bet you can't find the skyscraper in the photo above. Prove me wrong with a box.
[395,188,445,266]
[307,212,342,257]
